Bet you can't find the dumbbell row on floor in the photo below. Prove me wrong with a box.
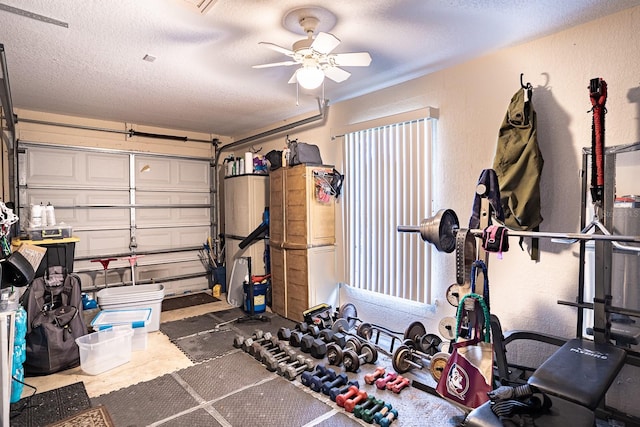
[326,338,378,372]
[278,325,348,359]
[276,354,316,381]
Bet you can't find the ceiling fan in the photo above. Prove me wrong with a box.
[252,9,372,90]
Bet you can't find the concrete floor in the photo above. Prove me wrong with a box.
[20,297,229,399]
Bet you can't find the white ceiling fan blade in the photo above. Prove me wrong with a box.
[288,70,299,84]
[258,41,294,56]
[311,32,340,54]
[324,66,351,83]
[252,61,299,69]
[331,52,372,67]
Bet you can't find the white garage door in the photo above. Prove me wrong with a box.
[18,142,213,296]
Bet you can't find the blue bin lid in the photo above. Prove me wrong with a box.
[91,308,152,330]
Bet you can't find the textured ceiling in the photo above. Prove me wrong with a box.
[1,0,639,138]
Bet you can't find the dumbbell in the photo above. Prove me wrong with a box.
[364,366,386,385]
[297,321,321,337]
[249,335,278,357]
[301,364,328,388]
[336,385,360,408]
[329,380,359,402]
[321,372,348,395]
[289,330,305,347]
[387,376,410,394]
[263,347,297,372]
[309,367,337,393]
[372,403,393,424]
[277,326,292,341]
[344,389,369,413]
[257,340,288,362]
[353,395,377,419]
[362,398,386,423]
[342,342,378,372]
[375,372,397,389]
[233,330,264,348]
[242,331,272,352]
[300,335,327,359]
[318,328,334,343]
[326,343,344,366]
[276,354,307,376]
[283,357,315,381]
[379,408,399,427]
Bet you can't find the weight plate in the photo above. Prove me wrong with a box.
[338,303,358,329]
[361,343,378,364]
[438,316,456,341]
[429,352,450,382]
[445,283,460,307]
[392,345,413,374]
[332,317,349,333]
[419,333,442,356]
[345,337,362,353]
[404,321,427,343]
[438,209,459,253]
[342,349,360,372]
[438,340,452,354]
[326,343,343,365]
[402,338,416,349]
[357,322,373,340]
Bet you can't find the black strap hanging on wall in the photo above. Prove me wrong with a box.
[588,78,607,207]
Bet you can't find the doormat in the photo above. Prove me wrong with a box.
[10,382,91,427]
[47,405,114,427]
[161,292,219,312]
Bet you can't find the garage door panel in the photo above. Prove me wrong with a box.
[135,226,209,250]
[74,229,132,257]
[27,148,77,184]
[86,153,129,186]
[136,156,210,191]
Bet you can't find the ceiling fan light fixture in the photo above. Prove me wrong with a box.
[296,64,324,89]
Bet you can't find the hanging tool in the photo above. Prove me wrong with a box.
[589,77,607,213]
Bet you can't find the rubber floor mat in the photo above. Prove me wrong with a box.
[10,381,91,427]
[155,407,224,427]
[91,373,199,427]
[176,351,273,401]
[160,312,220,341]
[161,292,219,311]
[173,328,238,363]
[213,375,332,426]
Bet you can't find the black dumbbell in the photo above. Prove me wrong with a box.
[283,357,315,381]
[300,336,327,359]
[242,331,273,352]
[263,347,297,372]
[233,330,264,348]
[342,342,378,372]
[319,328,335,343]
[301,364,327,388]
[309,367,337,392]
[289,330,305,347]
[278,327,292,341]
[297,322,320,337]
[332,332,347,348]
[329,380,359,402]
[321,372,348,395]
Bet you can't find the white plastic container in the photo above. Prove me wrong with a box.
[96,284,164,332]
[91,308,151,351]
[75,325,134,375]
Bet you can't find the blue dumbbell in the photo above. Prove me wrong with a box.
[321,373,348,395]
[309,367,337,392]
[301,364,326,388]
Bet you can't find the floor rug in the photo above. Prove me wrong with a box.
[46,405,115,427]
[161,292,219,311]
[10,382,91,427]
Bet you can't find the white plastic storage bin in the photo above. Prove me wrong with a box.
[96,284,164,331]
[75,325,134,375]
[91,308,152,351]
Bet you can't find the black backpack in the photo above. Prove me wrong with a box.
[21,266,88,375]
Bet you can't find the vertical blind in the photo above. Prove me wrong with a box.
[344,117,436,303]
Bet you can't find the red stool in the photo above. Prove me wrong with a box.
[91,258,117,288]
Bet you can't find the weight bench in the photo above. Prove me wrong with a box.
[527,338,626,410]
[464,338,626,427]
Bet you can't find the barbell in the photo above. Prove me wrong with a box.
[397,208,640,253]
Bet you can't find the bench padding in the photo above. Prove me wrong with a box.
[463,394,595,427]
[527,338,626,409]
